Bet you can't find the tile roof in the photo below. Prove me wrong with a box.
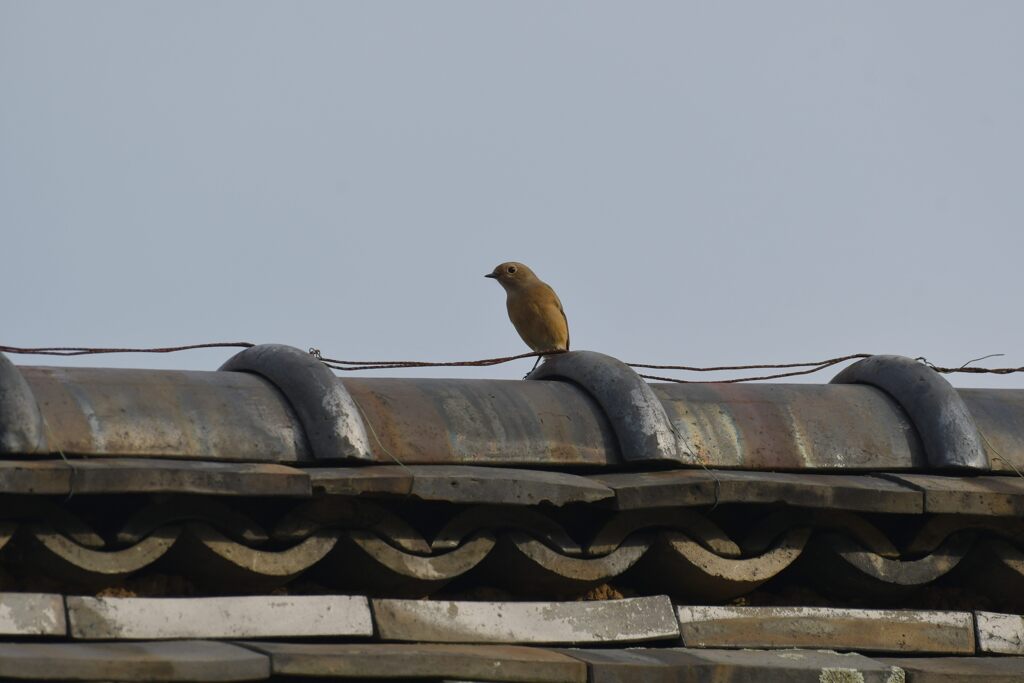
[2,346,1024,679]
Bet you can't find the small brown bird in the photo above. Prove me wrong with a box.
[486,261,569,371]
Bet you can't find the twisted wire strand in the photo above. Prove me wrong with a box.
[0,342,254,356]
[628,353,873,372]
[310,348,552,370]
[638,359,854,384]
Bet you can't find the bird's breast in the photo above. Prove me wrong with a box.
[505,288,569,352]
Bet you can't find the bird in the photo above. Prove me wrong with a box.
[485,261,569,372]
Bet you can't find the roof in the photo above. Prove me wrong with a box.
[1,345,1023,681]
[5,345,1023,470]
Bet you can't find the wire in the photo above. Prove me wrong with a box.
[638,357,862,384]
[627,353,873,372]
[309,348,556,371]
[1,343,1022,383]
[0,342,254,356]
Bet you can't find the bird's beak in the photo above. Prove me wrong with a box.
[484,273,497,278]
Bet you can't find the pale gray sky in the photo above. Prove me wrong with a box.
[2,2,1022,387]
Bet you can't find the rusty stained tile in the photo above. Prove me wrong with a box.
[961,389,1024,474]
[653,382,925,470]
[22,366,310,462]
[344,377,618,465]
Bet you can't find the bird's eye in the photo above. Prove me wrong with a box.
[507,266,517,274]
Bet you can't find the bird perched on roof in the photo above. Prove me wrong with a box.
[486,261,569,372]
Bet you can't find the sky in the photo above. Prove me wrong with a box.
[2,2,1022,388]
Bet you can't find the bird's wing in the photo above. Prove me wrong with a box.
[541,284,569,350]
[555,293,569,350]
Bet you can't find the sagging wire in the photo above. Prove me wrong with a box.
[2,344,1022,384]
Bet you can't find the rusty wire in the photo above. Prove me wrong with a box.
[0,342,255,356]
[638,364,851,384]
[917,354,1024,376]
[308,347,554,371]
[627,353,873,372]
[1,343,1022,383]
[934,365,1024,375]
[631,353,873,383]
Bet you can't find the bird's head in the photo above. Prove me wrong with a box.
[485,261,537,289]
